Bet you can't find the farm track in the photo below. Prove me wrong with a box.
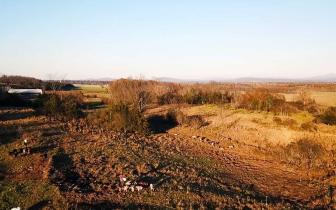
[173,133,324,206]
[58,122,325,207]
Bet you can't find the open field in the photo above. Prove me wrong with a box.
[1,80,336,209]
[74,84,109,104]
[282,91,336,107]
[1,107,335,209]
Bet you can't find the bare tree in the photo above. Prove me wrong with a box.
[108,79,153,112]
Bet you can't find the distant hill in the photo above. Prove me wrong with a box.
[151,77,196,83]
[305,74,336,82]
[231,74,336,83]
[154,74,336,83]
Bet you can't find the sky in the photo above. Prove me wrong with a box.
[0,0,335,80]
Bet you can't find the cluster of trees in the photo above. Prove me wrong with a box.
[158,89,233,105]
[109,79,234,112]
[4,75,334,132]
[0,75,75,90]
[0,75,43,89]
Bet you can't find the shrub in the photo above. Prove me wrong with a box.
[166,109,207,128]
[284,138,325,168]
[236,89,289,113]
[316,107,336,125]
[301,122,318,132]
[273,117,297,129]
[87,103,149,134]
[296,90,316,106]
[272,102,299,115]
[166,109,186,125]
[109,79,154,112]
[281,118,297,129]
[182,89,232,105]
[273,116,282,124]
[39,93,83,120]
[186,115,207,128]
[158,92,183,105]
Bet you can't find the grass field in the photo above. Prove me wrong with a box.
[74,84,110,104]
[1,83,336,209]
[282,91,336,106]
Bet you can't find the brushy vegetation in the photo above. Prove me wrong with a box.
[300,121,318,132]
[87,103,149,134]
[38,93,83,121]
[166,109,207,128]
[235,89,296,114]
[0,75,75,90]
[182,88,233,105]
[109,79,234,109]
[109,79,154,112]
[0,75,43,89]
[279,137,326,169]
[2,78,336,209]
[316,107,336,125]
[235,89,321,116]
[273,117,298,129]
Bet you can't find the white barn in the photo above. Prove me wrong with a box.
[7,88,43,101]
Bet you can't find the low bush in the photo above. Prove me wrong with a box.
[38,93,83,120]
[158,92,183,105]
[87,103,149,134]
[273,116,282,124]
[281,118,297,129]
[273,117,297,129]
[236,89,289,113]
[158,88,233,105]
[166,109,186,125]
[316,107,336,125]
[183,89,233,105]
[109,79,154,112]
[301,122,318,132]
[281,137,325,168]
[166,109,207,128]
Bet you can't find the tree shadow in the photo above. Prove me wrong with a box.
[0,109,35,121]
[27,200,52,210]
[0,162,8,182]
[30,144,58,154]
[50,149,93,193]
[147,114,178,133]
[0,125,20,145]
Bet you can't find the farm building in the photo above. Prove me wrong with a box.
[7,88,43,101]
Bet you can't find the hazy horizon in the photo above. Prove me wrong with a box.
[1,0,335,80]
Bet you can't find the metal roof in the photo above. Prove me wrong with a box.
[7,89,43,94]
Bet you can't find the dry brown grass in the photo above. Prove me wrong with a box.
[2,81,336,209]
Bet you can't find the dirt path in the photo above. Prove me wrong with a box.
[173,133,326,206]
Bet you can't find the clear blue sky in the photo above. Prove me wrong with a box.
[0,0,335,80]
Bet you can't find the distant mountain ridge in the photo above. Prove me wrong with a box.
[153,74,336,83]
[78,74,336,83]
